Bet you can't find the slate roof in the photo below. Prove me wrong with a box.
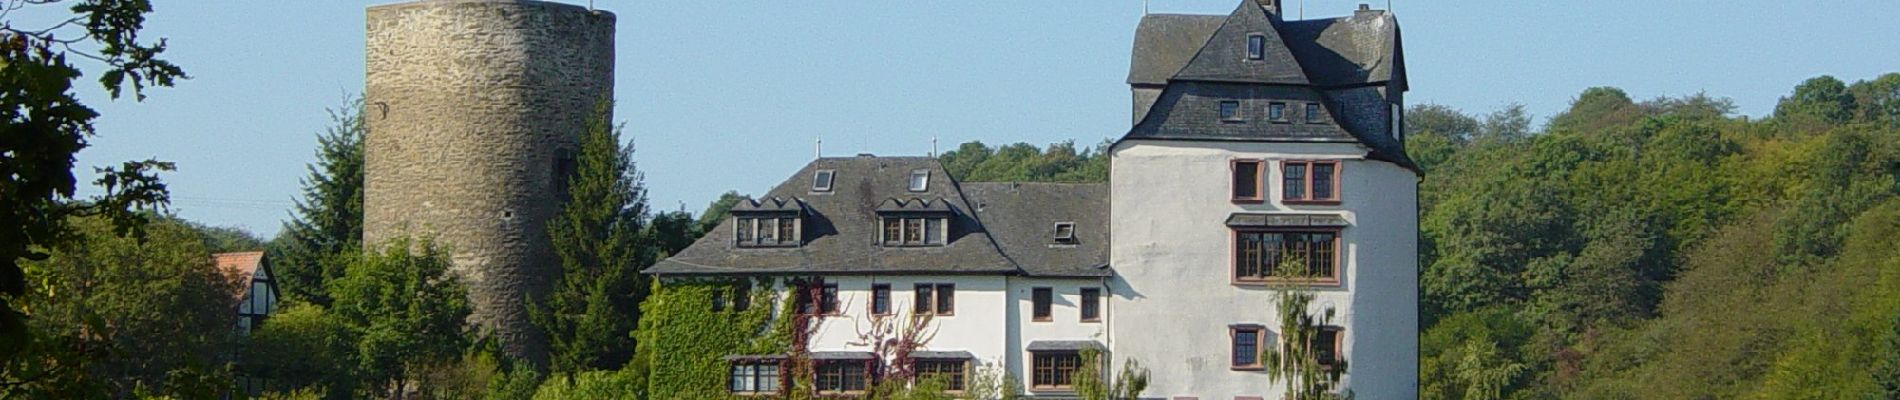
[1120,1,1418,173]
[644,156,1108,277]
[1127,7,1403,88]
[962,182,1110,277]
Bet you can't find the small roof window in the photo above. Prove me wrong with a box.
[813,169,835,192]
[908,170,930,192]
[1246,34,1265,60]
[1219,101,1241,122]
[1053,222,1076,244]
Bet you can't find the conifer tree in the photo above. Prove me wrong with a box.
[532,102,651,374]
[269,99,366,306]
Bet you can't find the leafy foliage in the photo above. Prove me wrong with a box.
[269,98,367,306]
[327,238,472,398]
[1416,73,1900,399]
[241,303,362,399]
[631,279,790,399]
[2,216,236,398]
[937,140,1111,183]
[0,0,186,365]
[532,102,653,374]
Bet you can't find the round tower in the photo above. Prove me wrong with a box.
[363,0,614,364]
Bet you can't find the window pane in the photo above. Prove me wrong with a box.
[1314,233,1337,279]
[1270,103,1286,121]
[1233,161,1260,199]
[1306,103,1323,123]
[883,218,902,245]
[936,284,955,314]
[910,170,930,191]
[872,285,890,314]
[730,364,754,392]
[1317,329,1340,366]
[1220,101,1240,121]
[925,218,943,245]
[1081,288,1100,321]
[1313,163,1335,200]
[814,170,834,191]
[1282,163,1306,200]
[758,218,776,242]
[734,282,751,311]
[905,218,924,244]
[821,284,839,314]
[778,218,797,244]
[1032,288,1052,320]
[1247,35,1265,59]
[736,218,753,242]
[1233,329,1259,366]
[915,285,932,314]
[759,364,780,391]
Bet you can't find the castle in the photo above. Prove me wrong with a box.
[362,0,1417,397]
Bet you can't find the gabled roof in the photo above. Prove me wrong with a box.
[1128,6,1404,88]
[645,156,1019,276]
[212,251,266,301]
[643,157,1111,278]
[1169,2,1310,85]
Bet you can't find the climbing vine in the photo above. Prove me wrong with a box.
[632,277,794,399]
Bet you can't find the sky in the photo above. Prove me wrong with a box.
[26,0,1900,238]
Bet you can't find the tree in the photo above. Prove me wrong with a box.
[532,103,651,374]
[1548,86,1639,133]
[328,238,471,399]
[645,210,699,258]
[2,216,237,398]
[269,99,367,306]
[1,0,188,364]
[1262,255,1349,400]
[696,191,746,235]
[1775,75,1855,125]
[242,303,362,400]
[1073,349,1150,400]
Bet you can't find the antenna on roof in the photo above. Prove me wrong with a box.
[930,137,939,158]
[1300,0,1304,19]
[1142,0,1149,15]
[815,136,823,159]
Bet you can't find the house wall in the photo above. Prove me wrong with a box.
[803,275,1011,376]
[1108,140,1417,399]
[1004,277,1111,396]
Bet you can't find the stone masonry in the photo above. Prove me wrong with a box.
[363,0,614,365]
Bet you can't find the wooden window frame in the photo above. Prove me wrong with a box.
[1230,159,1266,203]
[798,282,840,316]
[1031,287,1053,322]
[912,358,971,393]
[1079,288,1101,322]
[1230,227,1343,286]
[1029,350,1086,391]
[914,283,955,316]
[1230,326,1265,370]
[1280,160,1342,204]
[813,359,872,396]
[881,216,948,247]
[870,284,892,316]
[728,359,787,396]
[736,216,800,248]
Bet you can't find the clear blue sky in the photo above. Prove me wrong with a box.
[34,0,1900,238]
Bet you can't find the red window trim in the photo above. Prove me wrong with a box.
[1079,287,1102,323]
[1231,159,1266,203]
[1280,160,1342,204]
[1229,226,1344,287]
[1031,287,1053,322]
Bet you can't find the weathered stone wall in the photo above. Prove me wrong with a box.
[364,0,614,364]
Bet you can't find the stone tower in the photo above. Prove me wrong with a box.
[363,0,614,364]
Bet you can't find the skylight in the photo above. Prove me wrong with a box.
[813,169,835,192]
[1054,222,1076,244]
[908,170,929,192]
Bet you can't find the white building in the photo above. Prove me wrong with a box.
[644,0,1416,397]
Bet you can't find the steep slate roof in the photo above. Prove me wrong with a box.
[962,182,1110,277]
[1120,1,1417,173]
[212,251,266,301]
[648,156,1109,276]
[1128,7,1403,88]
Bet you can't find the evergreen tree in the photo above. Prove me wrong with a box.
[269,99,367,306]
[532,104,651,374]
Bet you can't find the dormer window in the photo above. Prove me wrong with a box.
[813,169,835,192]
[909,170,930,192]
[881,216,946,247]
[1053,222,1076,244]
[1268,102,1288,123]
[735,216,801,247]
[1219,101,1242,123]
[1246,34,1265,60]
[1305,103,1325,124]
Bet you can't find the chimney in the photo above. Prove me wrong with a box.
[1356,3,1380,17]
[1255,0,1281,15]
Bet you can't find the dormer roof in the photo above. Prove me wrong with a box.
[874,197,955,214]
[731,196,805,214]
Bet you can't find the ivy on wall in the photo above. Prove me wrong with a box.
[632,277,795,399]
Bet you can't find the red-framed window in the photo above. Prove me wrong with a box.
[1232,159,1265,202]
[1280,160,1341,203]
